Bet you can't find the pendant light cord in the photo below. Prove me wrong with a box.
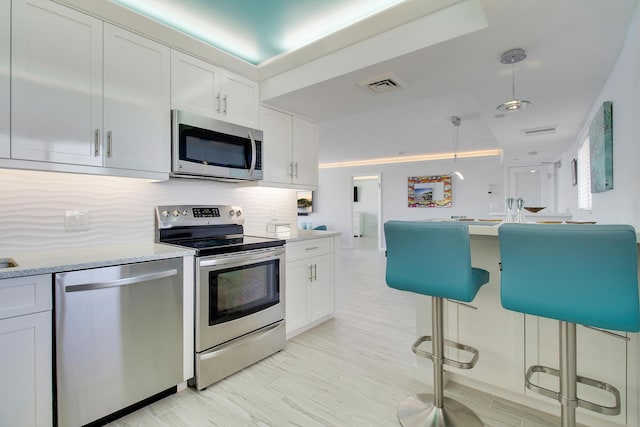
[453,119,459,161]
[511,63,516,99]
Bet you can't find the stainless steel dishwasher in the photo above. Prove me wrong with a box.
[55,258,184,427]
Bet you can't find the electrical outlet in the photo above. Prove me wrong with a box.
[65,210,89,231]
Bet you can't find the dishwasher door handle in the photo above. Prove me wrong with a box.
[65,269,178,292]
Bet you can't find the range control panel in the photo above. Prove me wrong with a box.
[192,207,220,218]
[156,205,243,228]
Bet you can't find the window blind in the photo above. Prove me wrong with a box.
[577,138,592,211]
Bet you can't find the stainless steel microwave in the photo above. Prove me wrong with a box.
[171,110,263,181]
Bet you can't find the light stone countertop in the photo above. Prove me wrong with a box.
[467,221,640,243]
[0,243,195,280]
[251,229,341,242]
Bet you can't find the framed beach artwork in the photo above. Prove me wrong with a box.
[408,175,452,208]
[589,101,613,192]
[297,190,313,215]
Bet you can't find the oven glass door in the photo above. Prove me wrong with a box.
[197,247,285,351]
[208,258,279,325]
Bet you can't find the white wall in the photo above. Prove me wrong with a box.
[312,0,640,243]
[0,169,297,253]
[556,0,640,227]
[314,156,504,247]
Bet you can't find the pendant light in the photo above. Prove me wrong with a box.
[497,48,531,112]
[449,115,464,180]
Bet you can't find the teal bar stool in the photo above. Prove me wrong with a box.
[499,224,640,427]
[384,221,489,427]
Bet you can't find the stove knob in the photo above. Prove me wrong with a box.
[235,209,242,217]
[181,210,188,216]
[161,210,169,219]
[172,209,180,217]
[229,210,235,217]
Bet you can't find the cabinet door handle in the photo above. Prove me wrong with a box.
[107,130,113,158]
[64,269,178,292]
[294,162,299,178]
[94,128,100,157]
[308,265,313,282]
[216,93,221,113]
[289,162,294,178]
[223,94,228,114]
[305,246,319,251]
[312,264,317,281]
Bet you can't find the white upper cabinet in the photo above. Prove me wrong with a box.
[0,0,9,158]
[12,0,103,166]
[292,116,319,188]
[103,24,170,173]
[218,72,259,128]
[260,106,293,184]
[171,50,222,119]
[259,106,319,189]
[171,50,259,128]
[10,0,170,177]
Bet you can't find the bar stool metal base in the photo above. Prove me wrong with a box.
[397,393,483,427]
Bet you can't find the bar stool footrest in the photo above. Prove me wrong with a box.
[412,335,479,370]
[525,365,621,416]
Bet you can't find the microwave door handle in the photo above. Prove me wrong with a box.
[248,130,257,176]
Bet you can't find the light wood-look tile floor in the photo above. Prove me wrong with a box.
[107,244,568,427]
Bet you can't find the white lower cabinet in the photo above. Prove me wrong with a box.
[437,235,524,393]
[285,237,335,337]
[525,316,628,426]
[0,274,52,427]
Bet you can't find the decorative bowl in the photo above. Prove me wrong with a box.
[524,206,545,213]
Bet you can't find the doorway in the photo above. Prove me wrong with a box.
[507,165,555,211]
[351,173,382,250]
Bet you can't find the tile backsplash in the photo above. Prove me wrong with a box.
[0,169,297,252]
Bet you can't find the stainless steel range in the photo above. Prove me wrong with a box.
[156,205,286,390]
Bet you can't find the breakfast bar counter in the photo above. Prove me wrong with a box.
[414,222,640,427]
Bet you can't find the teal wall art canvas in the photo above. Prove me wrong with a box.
[589,101,613,192]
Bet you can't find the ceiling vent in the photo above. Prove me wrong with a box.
[358,72,405,94]
[522,125,557,137]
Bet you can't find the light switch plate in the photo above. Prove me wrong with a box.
[64,210,89,231]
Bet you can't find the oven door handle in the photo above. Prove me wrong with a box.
[64,269,178,292]
[248,130,257,177]
[199,250,283,268]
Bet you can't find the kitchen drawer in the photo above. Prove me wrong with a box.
[0,274,52,320]
[286,237,333,261]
